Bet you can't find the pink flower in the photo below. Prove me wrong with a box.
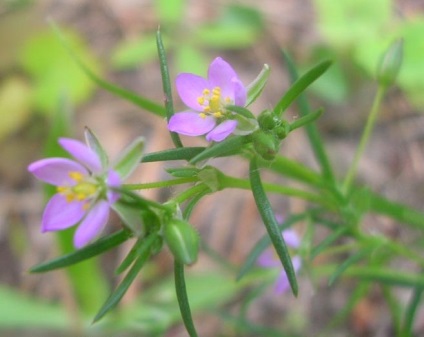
[168,57,247,142]
[257,228,302,294]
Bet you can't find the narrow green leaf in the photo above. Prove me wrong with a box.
[156,28,183,148]
[190,136,250,164]
[346,266,424,288]
[311,226,351,259]
[274,59,331,116]
[113,137,144,179]
[246,64,270,106]
[249,158,298,296]
[30,230,131,273]
[237,213,307,281]
[93,233,159,323]
[174,260,199,337]
[115,238,147,275]
[282,52,335,184]
[166,167,200,178]
[367,190,424,229]
[289,108,323,132]
[142,147,206,162]
[49,21,165,117]
[328,249,370,285]
[403,282,423,335]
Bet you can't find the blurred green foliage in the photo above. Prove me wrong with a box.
[314,0,424,107]
[111,0,263,75]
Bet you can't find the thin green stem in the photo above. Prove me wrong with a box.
[124,177,198,190]
[343,86,386,192]
[174,260,199,337]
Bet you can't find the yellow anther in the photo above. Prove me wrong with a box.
[213,111,223,118]
[202,88,210,95]
[199,113,207,119]
[225,97,231,103]
[203,106,211,113]
[212,87,221,95]
[69,171,84,182]
[197,97,205,105]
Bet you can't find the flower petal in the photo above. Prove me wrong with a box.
[208,57,239,100]
[59,138,102,173]
[257,249,281,268]
[73,200,110,248]
[205,119,237,142]
[168,112,216,136]
[282,229,300,248]
[232,77,247,106]
[107,169,121,203]
[28,158,88,186]
[41,194,86,232]
[176,73,209,111]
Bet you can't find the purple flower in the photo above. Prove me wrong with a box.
[257,228,302,294]
[168,57,247,142]
[28,138,122,248]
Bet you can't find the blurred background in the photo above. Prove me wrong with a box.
[1,0,424,336]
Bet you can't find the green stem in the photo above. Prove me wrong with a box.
[124,177,198,190]
[343,86,386,192]
[174,260,199,337]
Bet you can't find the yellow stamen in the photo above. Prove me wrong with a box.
[199,113,207,119]
[213,111,223,118]
[69,171,84,182]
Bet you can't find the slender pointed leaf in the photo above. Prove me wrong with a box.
[328,249,370,285]
[174,260,199,337]
[30,230,131,273]
[142,147,206,162]
[289,108,323,132]
[49,21,165,117]
[93,233,159,323]
[282,52,335,184]
[115,238,148,275]
[403,281,423,335]
[190,136,250,164]
[237,213,307,281]
[156,28,183,148]
[311,226,351,259]
[249,158,298,296]
[274,59,331,116]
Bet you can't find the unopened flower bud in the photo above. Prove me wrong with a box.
[164,219,199,265]
[377,39,403,87]
[258,110,280,131]
[253,131,279,161]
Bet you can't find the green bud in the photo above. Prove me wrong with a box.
[164,219,199,265]
[274,121,290,140]
[377,39,403,87]
[258,110,280,131]
[252,131,279,161]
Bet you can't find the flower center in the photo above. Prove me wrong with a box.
[197,87,232,119]
[57,171,99,204]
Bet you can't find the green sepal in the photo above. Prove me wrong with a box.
[249,158,298,296]
[190,136,250,164]
[377,39,403,88]
[225,104,255,119]
[233,114,259,136]
[113,137,144,179]
[84,127,109,169]
[30,230,131,273]
[164,219,200,265]
[274,59,332,117]
[93,233,160,323]
[111,201,150,237]
[246,63,270,106]
[166,167,201,178]
[142,147,206,162]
